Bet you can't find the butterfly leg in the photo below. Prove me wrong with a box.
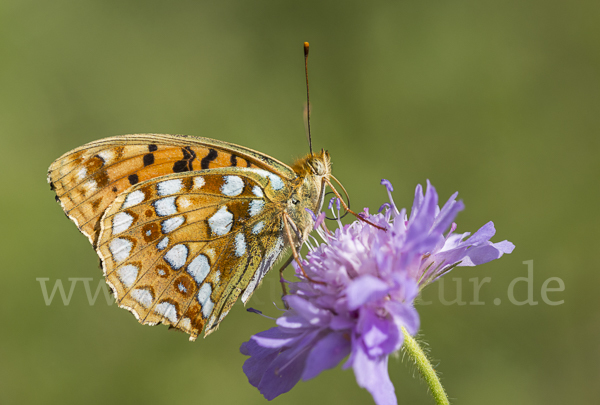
[277,255,294,308]
[282,212,325,286]
[278,255,294,293]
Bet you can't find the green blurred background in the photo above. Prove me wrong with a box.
[1,0,598,404]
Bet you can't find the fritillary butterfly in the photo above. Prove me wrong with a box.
[48,133,334,340]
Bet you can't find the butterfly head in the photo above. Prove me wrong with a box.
[285,150,332,243]
[291,149,331,178]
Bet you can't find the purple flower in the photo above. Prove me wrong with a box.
[240,180,514,404]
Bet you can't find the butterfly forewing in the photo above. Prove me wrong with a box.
[95,168,289,339]
[47,134,294,246]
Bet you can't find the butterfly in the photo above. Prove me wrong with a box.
[47,43,378,341]
[47,133,341,340]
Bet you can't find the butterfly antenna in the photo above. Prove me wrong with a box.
[304,42,314,156]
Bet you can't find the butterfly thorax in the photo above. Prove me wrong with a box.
[286,150,331,244]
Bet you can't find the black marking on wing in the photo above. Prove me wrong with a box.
[128,174,139,185]
[201,149,218,170]
[173,146,197,173]
[230,154,238,167]
[93,154,106,164]
[143,153,155,166]
[148,144,158,152]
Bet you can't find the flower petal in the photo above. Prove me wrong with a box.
[494,240,516,254]
[329,314,356,330]
[276,313,312,330]
[285,295,332,326]
[351,344,397,405]
[410,183,424,221]
[302,331,352,380]
[385,300,420,336]
[432,194,464,236]
[252,327,303,348]
[241,329,284,388]
[460,241,515,266]
[346,275,390,310]
[257,330,320,400]
[357,308,401,356]
[464,221,496,245]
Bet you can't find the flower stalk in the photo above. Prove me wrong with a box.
[401,327,449,405]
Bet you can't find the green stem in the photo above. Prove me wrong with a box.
[402,327,450,405]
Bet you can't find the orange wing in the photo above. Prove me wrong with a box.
[47,134,295,246]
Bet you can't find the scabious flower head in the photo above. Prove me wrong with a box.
[240,180,514,405]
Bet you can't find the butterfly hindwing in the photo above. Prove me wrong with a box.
[47,134,295,246]
[95,168,289,339]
